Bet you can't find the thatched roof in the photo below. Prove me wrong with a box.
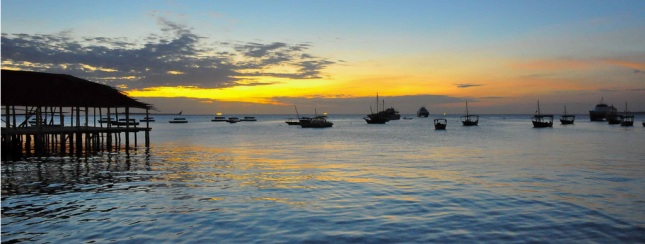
[1,70,151,109]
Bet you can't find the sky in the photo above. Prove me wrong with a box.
[2,0,645,114]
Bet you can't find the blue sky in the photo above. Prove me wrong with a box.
[2,0,644,114]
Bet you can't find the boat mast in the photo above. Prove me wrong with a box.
[294,105,300,120]
[466,101,469,116]
[564,105,567,115]
[376,93,379,113]
[537,100,541,115]
[382,100,385,112]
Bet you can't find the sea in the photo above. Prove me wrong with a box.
[2,114,645,243]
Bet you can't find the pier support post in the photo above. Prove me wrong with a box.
[125,107,130,151]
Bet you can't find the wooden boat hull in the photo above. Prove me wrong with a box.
[462,121,478,126]
[301,122,333,128]
[169,121,188,123]
[607,118,621,124]
[560,119,574,125]
[532,121,553,128]
[620,121,633,126]
[285,121,300,125]
[434,124,446,130]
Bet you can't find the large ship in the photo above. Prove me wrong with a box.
[589,97,617,121]
[417,106,429,117]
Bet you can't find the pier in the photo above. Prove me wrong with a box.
[1,70,153,160]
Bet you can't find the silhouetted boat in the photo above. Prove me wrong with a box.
[112,118,139,126]
[434,118,447,130]
[417,106,429,117]
[532,100,553,128]
[589,97,617,121]
[241,117,257,121]
[169,118,188,123]
[212,116,226,122]
[403,117,413,120]
[620,102,634,126]
[300,116,333,128]
[365,93,390,124]
[559,105,575,124]
[140,116,155,122]
[285,118,300,125]
[227,117,240,123]
[98,117,114,124]
[460,101,479,126]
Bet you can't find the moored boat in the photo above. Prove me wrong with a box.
[227,117,240,123]
[140,116,155,122]
[434,118,447,130]
[211,116,226,122]
[112,118,139,126]
[417,106,429,117]
[300,116,333,128]
[532,100,553,128]
[240,117,257,121]
[98,117,114,124]
[559,105,575,125]
[460,101,479,126]
[169,118,188,123]
[589,97,617,121]
[285,118,300,125]
[365,93,390,124]
[620,102,634,126]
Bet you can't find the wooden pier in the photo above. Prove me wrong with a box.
[1,70,154,160]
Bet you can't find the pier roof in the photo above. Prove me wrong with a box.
[1,70,151,109]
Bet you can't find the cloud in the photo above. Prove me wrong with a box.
[456,84,483,88]
[1,18,335,89]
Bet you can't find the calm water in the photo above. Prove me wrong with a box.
[2,115,645,243]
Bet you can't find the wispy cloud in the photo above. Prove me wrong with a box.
[1,18,335,89]
[456,84,483,88]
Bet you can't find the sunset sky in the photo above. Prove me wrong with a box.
[2,0,644,114]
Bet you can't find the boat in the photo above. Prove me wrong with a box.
[434,118,447,130]
[365,93,391,124]
[620,102,634,126]
[111,118,139,126]
[460,101,479,126]
[285,118,300,125]
[169,118,188,123]
[98,117,114,124]
[383,107,401,120]
[286,105,308,125]
[532,100,553,128]
[417,106,429,117]
[227,117,240,123]
[403,117,413,120]
[140,116,155,122]
[589,97,617,121]
[240,117,257,121]
[559,105,575,125]
[211,116,226,122]
[300,115,333,128]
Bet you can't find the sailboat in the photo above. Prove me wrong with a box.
[559,105,575,124]
[460,101,479,126]
[620,102,634,126]
[364,93,390,124]
[531,100,553,128]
